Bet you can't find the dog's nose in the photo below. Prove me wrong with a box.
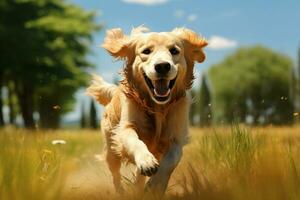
[154,62,171,75]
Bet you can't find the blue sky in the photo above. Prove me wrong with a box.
[64,0,300,121]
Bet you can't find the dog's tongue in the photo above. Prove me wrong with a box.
[153,79,170,97]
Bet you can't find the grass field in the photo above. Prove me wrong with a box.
[0,126,300,200]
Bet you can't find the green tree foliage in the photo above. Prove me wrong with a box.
[0,0,100,128]
[89,99,98,129]
[209,46,294,125]
[198,73,212,127]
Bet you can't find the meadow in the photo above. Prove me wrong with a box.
[0,126,300,200]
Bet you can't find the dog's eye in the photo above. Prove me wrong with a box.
[142,48,151,55]
[170,47,179,55]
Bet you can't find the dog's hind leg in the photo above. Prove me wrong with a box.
[101,116,124,193]
[106,150,124,193]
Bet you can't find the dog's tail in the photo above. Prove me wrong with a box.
[86,74,118,106]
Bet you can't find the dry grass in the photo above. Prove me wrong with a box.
[0,126,300,200]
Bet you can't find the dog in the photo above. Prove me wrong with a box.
[87,26,207,195]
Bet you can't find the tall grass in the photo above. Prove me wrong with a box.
[172,126,300,200]
[0,126,300,199]
[0,127,102,200]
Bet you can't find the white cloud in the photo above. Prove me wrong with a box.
[121,0,168,6]
[187,14,197,22]
[174,11,200,23]
[174,10,185,18]
[207,36,238,50]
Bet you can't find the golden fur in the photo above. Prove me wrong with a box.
[87,26,207,194]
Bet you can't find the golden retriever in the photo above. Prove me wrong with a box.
[87,26,207,195]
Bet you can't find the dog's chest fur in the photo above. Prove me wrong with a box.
[131,107,175,159]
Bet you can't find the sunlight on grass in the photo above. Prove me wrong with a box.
[173,126,300,200]
[0,127,102,200]
[0,126,300,199]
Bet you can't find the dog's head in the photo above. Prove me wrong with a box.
[102,26,207,104]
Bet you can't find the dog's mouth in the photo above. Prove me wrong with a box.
[143,73,177,103]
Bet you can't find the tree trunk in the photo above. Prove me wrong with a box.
[0,74,4,127]
[0,96,4,127]
[16,81,35,128]
[8,81,16,125]
[38,97,60,129]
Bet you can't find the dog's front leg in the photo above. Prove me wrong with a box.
[145,142,183,194]
[117,127,159,176]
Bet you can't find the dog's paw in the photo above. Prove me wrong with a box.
[135,152,159,177]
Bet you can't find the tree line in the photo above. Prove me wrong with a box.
[0,0,100,128]
[190,46,300,126]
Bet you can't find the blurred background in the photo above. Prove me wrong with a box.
[0,0,300,129]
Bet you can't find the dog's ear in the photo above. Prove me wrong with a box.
[172,28,208,63]
[102,28,131,59]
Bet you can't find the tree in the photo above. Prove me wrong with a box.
[80,100,86,128]
[209,46,294,125]
[0,0,100,128]
[292,47,300,124]
[198,73,212,127]
[0,80,4,127]
[7,81,17,125]
[0,1,6,127]
[89,99,98,129]
[189,90,197,126]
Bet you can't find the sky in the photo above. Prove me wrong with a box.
[64,0,300,122]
